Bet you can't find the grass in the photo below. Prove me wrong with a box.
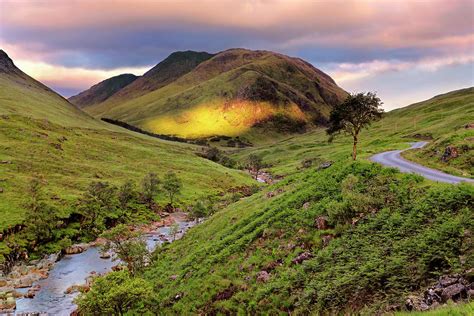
[396,301,474,316]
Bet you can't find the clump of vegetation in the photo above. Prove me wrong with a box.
[140,172,161,208]
[100,225,149,275]
[327,92,384,160]
[75,270,153,315]
[162,171,182,206]
[245,154,264,180]
[197,146,237,168]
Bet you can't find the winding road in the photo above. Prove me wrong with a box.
[371,141,474,184]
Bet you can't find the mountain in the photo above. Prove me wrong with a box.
[0,49,101,128]
[108,50,215,101]
[68,73,138,108]
[82,49,348,139]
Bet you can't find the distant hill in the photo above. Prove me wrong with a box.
[69,73,138,108]
[82,48,348,138]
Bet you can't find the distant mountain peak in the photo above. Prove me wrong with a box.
[69,73,138,108]
[0,49,18,73]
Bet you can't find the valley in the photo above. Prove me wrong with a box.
[0,48,473,315]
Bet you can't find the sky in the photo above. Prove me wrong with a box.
[0,0,473,110]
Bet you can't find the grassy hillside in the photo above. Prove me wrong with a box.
[0,50,253,233]
[84,49,347,139]
[68,73,138,108]
[79,160,473,314]
[77,88,473,314]
[229,87,474,176]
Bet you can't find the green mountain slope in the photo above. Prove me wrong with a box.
[0,50,102,129]
[68,73,138,108]
[78,88,473,314]
[107,50,215,102]
[0,50,253,232]
[84,49,347,139]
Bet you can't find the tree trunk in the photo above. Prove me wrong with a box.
[352,134,358,160]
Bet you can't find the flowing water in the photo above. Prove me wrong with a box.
[13,215,193,315]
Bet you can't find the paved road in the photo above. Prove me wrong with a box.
[371,141,474,184]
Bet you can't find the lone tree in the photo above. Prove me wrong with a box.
[162,171,182,206]
[326,92,384,160]
[246,154,264,180]
[141,173,160,207]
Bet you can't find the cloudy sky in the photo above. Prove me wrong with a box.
[1,0,473,110]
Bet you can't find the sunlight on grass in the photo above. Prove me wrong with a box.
[143,100,307,137]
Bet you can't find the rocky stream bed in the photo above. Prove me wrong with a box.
[0,212,193,315]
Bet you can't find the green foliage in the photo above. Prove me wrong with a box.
[246,154,264,179]
[23,177,60,246]
[169,223,180,241]
[100,225,150,275]
[189,200,209,222]
[198,146,237,168]
[162,171,182,205]
[78,181,120,237]
[76,270,153,315]
[141,172,161,206]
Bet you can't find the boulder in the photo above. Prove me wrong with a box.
[318,162,332,170]
[99,252,111,259]
[14,276,35,288]
[315,216,329,230]
[441,146,458,162]
[441,283,467,301]
[292,252,313,264]
[256,270,270,283]
[64,244,89,255]
[405,295,429,311]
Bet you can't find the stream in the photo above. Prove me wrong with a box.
[11,214,193,315]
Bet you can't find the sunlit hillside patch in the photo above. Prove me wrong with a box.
[142,100,308,138]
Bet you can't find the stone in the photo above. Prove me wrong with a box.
[99,252,111,259]
[0,188,3,193]
[441,145,458,162]
[439,275,459,287]
[64,244,89,255]
[302,202,311,210]
[441,283,466,302]
[256,270,270,283]
[315,216,329,230]
[318,162,332,170]
[292,252,313,264]
[170,275,178,280]
[14,276,34,288]
[322,234,334,247]
[465,122,474,129]
[405,295,429,311]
